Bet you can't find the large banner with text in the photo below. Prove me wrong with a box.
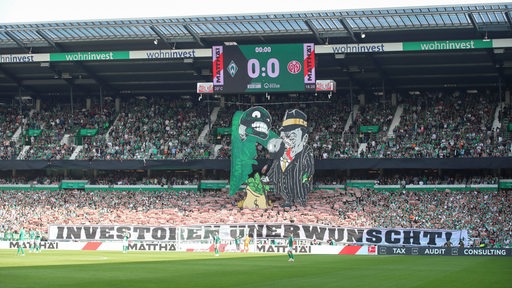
[48,224,468,246]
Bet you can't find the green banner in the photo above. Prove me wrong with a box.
[499,180,512,189]
[315,184,344,190]
[200,180,228,189]
[84,185,198,192]
[50,51,130,62]
[216,127,231,135]
[359,126,380,133]
[2,38,511,64]
[508,123,512,132]
[0,184,59,191]
[61,180,88,189]
[78,128,98,136]
[375,184,497,192]
[403,39,493,51]
[346,180,375,189]
[26,129,42,136]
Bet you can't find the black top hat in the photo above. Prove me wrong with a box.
[281,109,307,131]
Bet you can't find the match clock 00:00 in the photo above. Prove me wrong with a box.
[212,43,316,94]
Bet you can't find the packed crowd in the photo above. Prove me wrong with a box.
[77,97,211,160]
[0,171,499,187]
[364,93,511,158]
[21,100,116,160]
[0,106,23,160]
[0,92,511,160]
[373,174,499,186]
[0,170,209,188]
[208,92,511,159]
[1,184,510,247]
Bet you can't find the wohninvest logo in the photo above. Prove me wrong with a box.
[0,54,36,63]
[50,51,129,61]
[403,39,493,51]
[330,43,386,53]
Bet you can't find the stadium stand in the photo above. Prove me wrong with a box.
[1,184,510,247]
[0,3,512,248]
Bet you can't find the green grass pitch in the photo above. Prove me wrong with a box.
[0,250,511,288]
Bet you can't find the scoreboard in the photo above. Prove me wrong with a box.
[212,43,315,94]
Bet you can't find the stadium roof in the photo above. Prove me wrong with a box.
[1,3,512,103]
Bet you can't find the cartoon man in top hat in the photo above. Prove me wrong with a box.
[265,109,314,207]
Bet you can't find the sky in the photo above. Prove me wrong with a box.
[0,0,509,24]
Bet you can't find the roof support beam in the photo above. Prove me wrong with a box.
[338,17,357,42]
[335,62,366,92]
[467,12,480,31]
[36,30,59,49]
[304,19,325,44]
[346,71,366,93]
[368,55,395,91]
[505,11,512,27]
[0,65,21,86]
[149,25,176,49]
[0,32,37,94]
[184,25,205,47]
[485,49,505,84]
[34,30,117,95]
[33,31,84,89]
[4,31,30,52]
[0,65,37,95]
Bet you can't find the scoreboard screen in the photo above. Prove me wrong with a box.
[212,43,315,94]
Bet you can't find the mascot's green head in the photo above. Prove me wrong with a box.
[239,106,272,140]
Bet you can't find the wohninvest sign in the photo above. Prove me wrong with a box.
[50,51,129,61]
[402,39,493,51]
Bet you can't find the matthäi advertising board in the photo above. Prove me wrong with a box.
[2,241,509,256]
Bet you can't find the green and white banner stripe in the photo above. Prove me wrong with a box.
[1,39,511,64]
